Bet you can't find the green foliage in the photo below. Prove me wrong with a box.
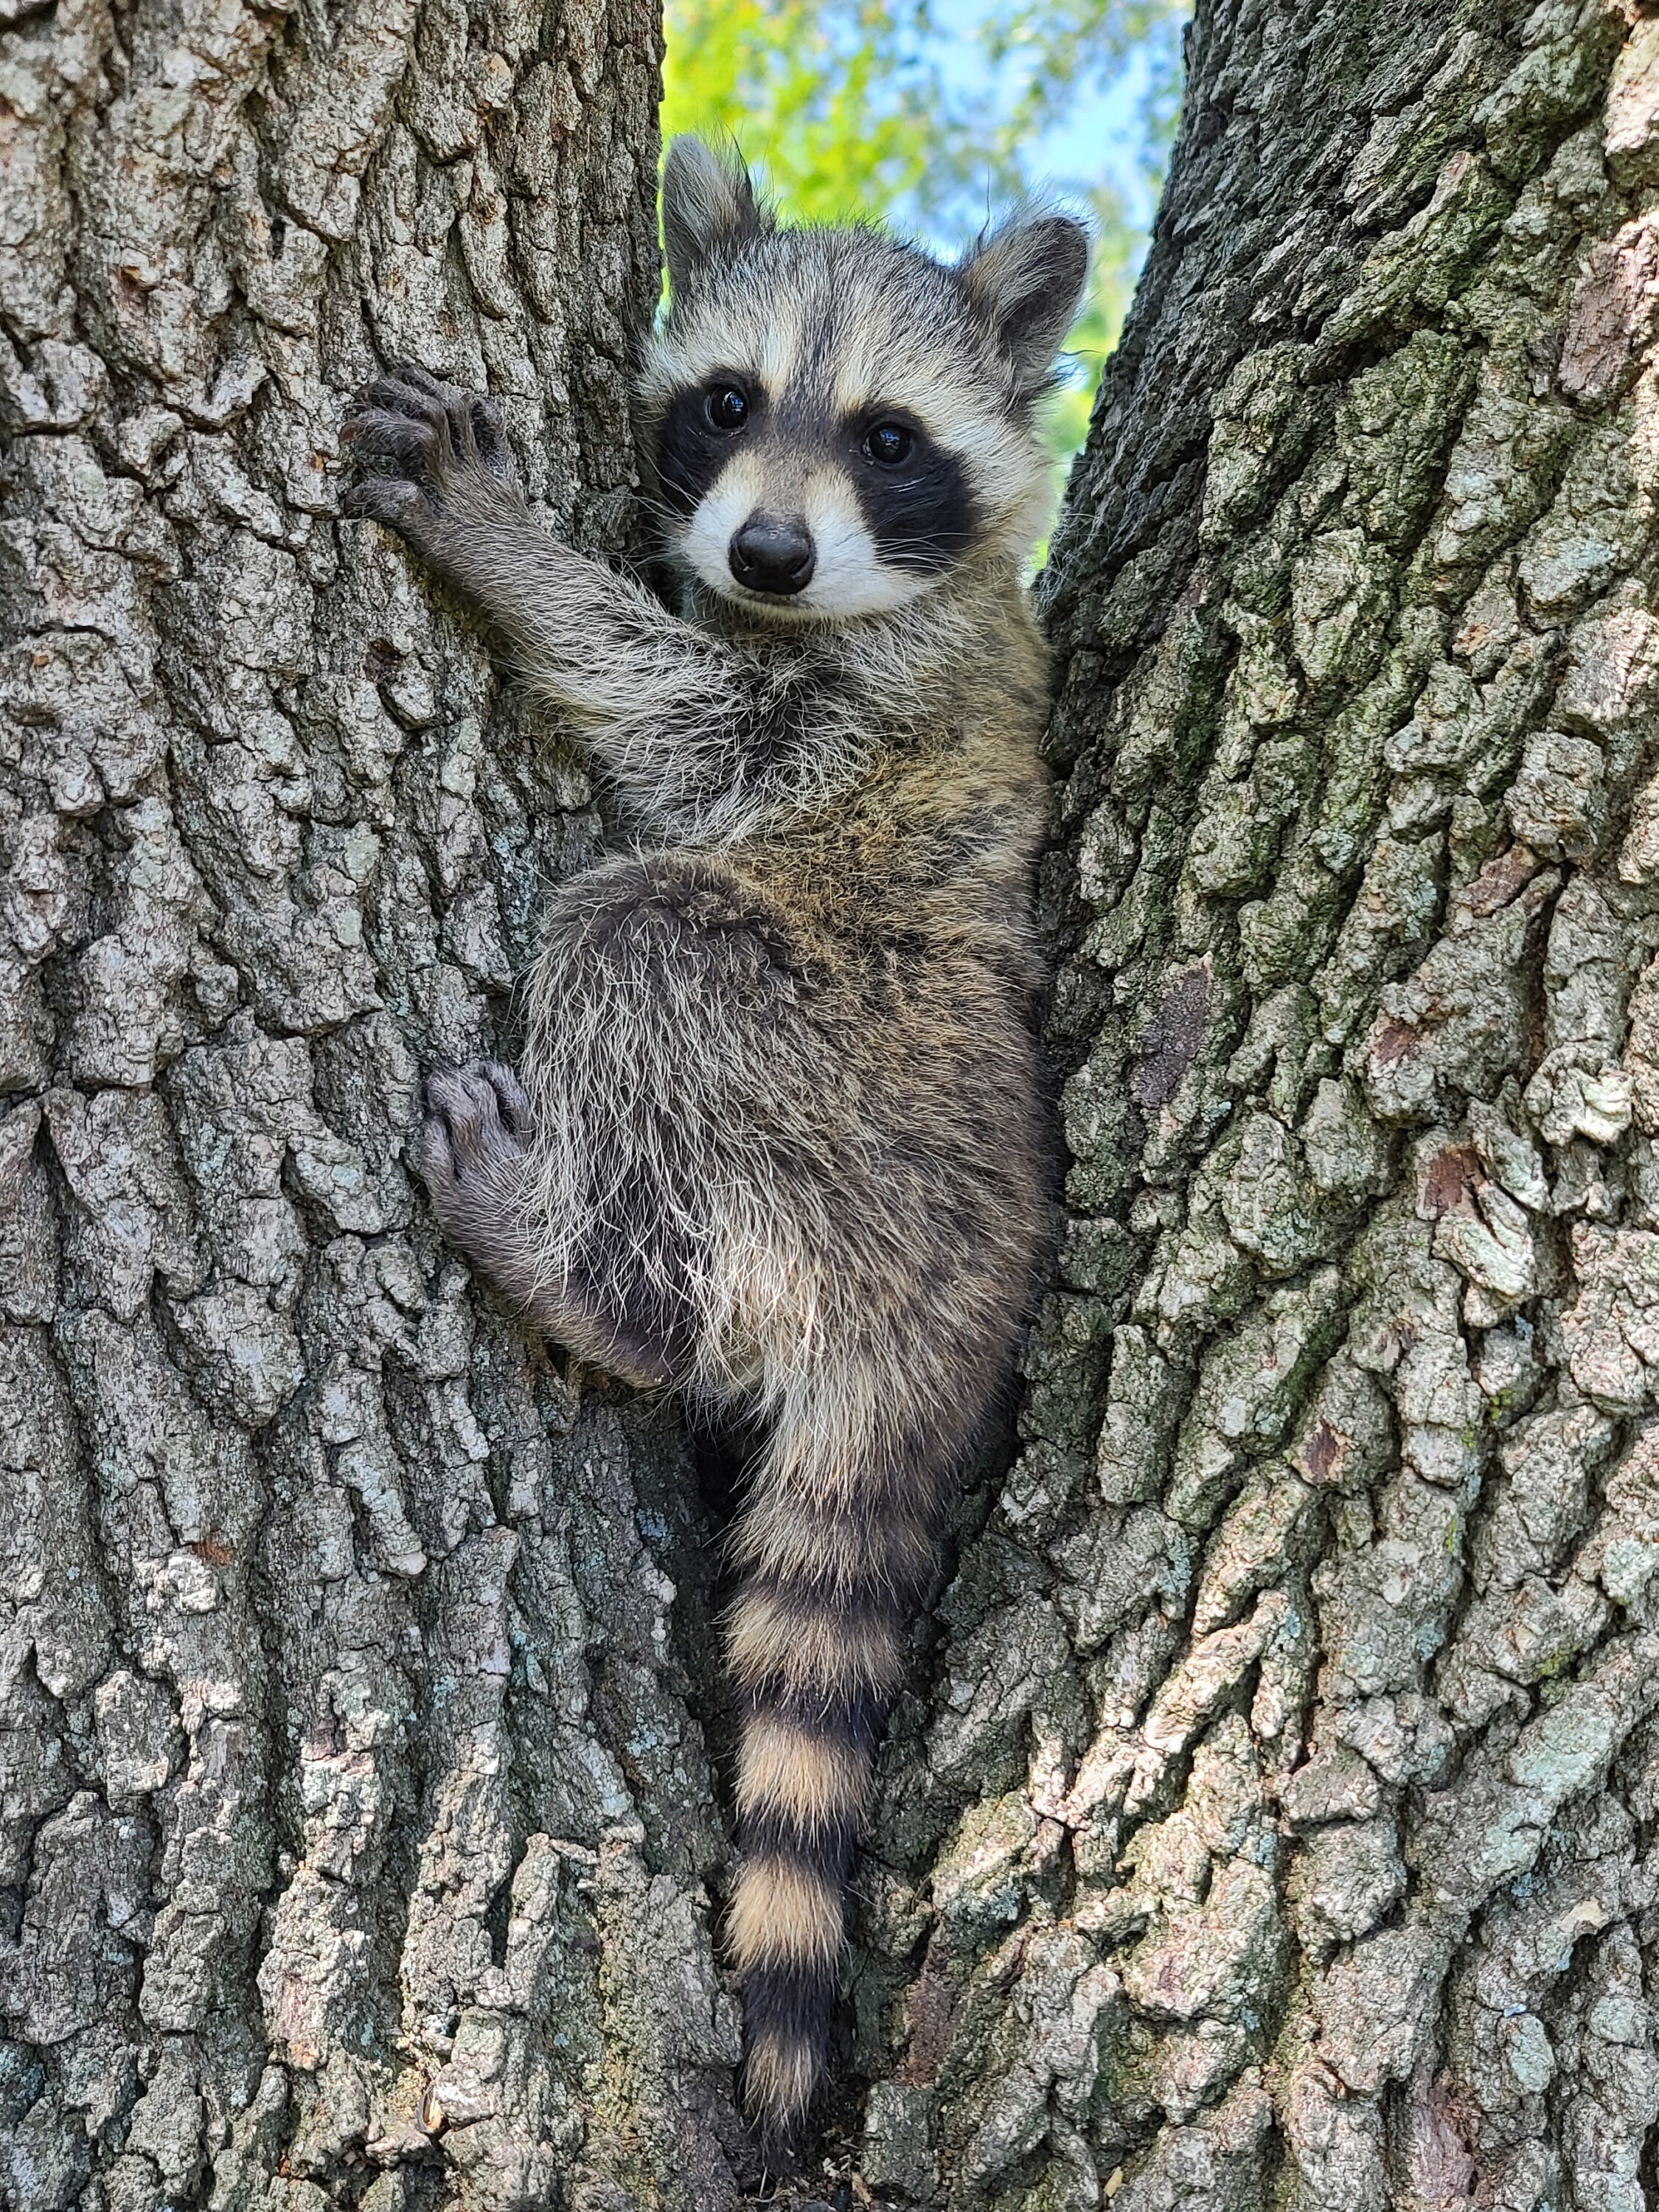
[660,0,1007,224]
[659,0,1189,481]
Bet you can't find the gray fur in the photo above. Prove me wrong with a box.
[662,134,770,299]
[342,143,1086,2165]
[961,210,1094,393]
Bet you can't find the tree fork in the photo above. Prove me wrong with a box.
[12,0,1659,2207]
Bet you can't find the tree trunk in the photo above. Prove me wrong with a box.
[0,4,759,2207]
[13,0,1659,2207]
[850,1,1659,2208]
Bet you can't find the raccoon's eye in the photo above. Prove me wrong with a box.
[863,420,913,466]
[706,384,749,433]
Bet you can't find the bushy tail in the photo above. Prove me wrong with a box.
[723,1382,951,2168]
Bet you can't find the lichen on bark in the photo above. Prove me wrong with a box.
[850,2,1659,2208]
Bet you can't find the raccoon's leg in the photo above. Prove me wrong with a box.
[417,1061,688,1389]
[342,369,858,838]
[345,378,735,727]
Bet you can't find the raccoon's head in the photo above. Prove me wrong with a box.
[636,137,1088,625]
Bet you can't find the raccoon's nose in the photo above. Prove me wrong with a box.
[728,514,815,595]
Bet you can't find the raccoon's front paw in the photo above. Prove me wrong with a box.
[341,365,516,547]
[417,1060,532,1257]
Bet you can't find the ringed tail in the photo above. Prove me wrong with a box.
[723,1390,947,2167]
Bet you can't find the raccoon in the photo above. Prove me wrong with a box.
[343,136,1086,2166]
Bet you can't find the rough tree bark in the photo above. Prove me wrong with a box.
[847,1,1659,2208]
[11,0,1659,2206]
[0,1,757,2207]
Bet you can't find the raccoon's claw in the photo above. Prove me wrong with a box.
[343,406,440,473]
[341,365,515,540]
[422,1060,529,1180]
[341,471,434,535]
[418,1061,533,1271]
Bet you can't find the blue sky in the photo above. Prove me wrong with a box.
[900,0,1169,262]
[1035,45,1159,210]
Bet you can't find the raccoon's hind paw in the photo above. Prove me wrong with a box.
[341,365,515,543]
[417,1060,531,1238]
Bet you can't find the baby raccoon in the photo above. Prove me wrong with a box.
[344,137,1086,2166]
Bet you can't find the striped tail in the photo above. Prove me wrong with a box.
[723,1391,947,2168]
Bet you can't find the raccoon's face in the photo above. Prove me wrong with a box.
[639,140,1088,626]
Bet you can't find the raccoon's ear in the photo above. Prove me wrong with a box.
[959,214,1089,394]
[662,136,766,296]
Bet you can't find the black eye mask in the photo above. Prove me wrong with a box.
[655,376,980,581]
[840,415,978,575]
[655,378,768,518]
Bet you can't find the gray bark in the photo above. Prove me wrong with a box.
[848,1,1659,2208]
[0,1,754,2206]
